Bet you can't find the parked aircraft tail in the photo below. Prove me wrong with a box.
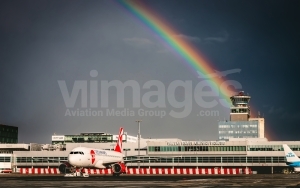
[283,144,299,163]
[114,127,123,153]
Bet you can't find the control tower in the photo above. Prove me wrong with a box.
[218,91,265,140]
[230,91,251,121]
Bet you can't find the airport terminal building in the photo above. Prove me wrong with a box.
[1,136,300,174]
[0,124,18,144]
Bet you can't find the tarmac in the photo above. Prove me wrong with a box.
[1,174,300,187]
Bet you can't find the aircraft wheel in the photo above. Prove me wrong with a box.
[282,168,290,174]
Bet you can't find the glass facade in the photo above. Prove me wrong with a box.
[52,134,113,144]
[231,108,249,113]
[0,124,18,143]
[248,145,283,151]
[64,134,113,143]
[0,157,11,162]
[148,145,300,152]
[16,157,67,163]
[230,94,250,106]
[148,146,247,152]
[218,121,258,140]
[123,156,286,164]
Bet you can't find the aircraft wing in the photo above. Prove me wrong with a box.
[123,157,159,164]
[100,158,158,167]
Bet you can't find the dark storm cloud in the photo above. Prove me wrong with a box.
[204,31,229,43]
[173,34,201,42]
[0,0,299,143]
[123,37,154,46]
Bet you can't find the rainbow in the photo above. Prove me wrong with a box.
[116,0,234,106]
[116,0,271,140]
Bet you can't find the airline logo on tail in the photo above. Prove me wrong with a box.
[287,152,296,158]
[114,127,123,153]
[90,150,96,164]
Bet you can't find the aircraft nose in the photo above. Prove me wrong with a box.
[68,154,77,166]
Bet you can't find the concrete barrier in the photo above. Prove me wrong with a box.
[19,167,252,175]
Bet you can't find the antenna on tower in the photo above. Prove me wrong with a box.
[258,111,260,118]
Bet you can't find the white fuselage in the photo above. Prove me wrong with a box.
[68,147,123,168]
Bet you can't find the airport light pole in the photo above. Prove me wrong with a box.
[136,120,142,169]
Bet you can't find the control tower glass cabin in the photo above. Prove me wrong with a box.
[230,91,251,121]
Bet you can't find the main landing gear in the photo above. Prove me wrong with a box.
[64,167,89,177]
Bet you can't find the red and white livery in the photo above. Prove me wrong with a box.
[58,127,139,176]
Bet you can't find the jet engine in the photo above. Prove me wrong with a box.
[111,163,126,175]
[59,162,74,174]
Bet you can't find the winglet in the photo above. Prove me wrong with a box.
[114,127,123,153]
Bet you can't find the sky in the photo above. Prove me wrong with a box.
[0,0,299,143]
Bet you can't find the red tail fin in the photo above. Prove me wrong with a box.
[114,127,123,153]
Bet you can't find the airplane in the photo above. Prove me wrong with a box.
[33,127,158,177]
[197,68,241,79]
[283,144,300,173]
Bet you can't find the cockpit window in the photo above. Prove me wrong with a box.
[69,151,84,155]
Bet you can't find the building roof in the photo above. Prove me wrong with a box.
[0,124,18,128]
